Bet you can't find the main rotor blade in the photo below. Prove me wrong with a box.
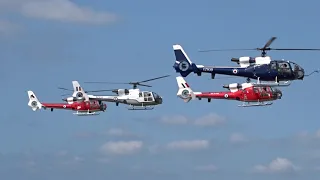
[138,75,170,83]
[83,82,128,84]
[85,89,115,92]
[198,48,255,52]
[135,83,152,87]
[270,48,320,50]
[263,37,277,49]
[58,87,73,91]
[61,93,72,96]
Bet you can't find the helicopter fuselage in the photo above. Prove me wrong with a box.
[174,60,305,82]
[67,89,163,107]
[172,43,308,82]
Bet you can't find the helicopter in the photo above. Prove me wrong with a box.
[175,76,287,107]
[173,37,320,85]
[27,90,107,116]
[58,75,169,110]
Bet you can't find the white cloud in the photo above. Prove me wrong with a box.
[160,113,225,126]
[105,128,140,138]
[229,133,247,143]
[74,156,84,162]
[195,164,218,172]
[253,157,299,173]
[0,0,116,25]
[100,141,143,155]
[194,113,226,126]
[148,144,161,154]
[107,128,129,136]
[166,140,209,151]
[315,129,320,138]
[0,19,20,35]
[160,115,188,125]
[56,150,68,157]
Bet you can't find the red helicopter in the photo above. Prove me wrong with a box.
[27,90,107,116]
[176,76,289,107]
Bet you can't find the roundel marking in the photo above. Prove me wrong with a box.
[179,61,190,72]
[76,92,83,97]
[181,89,190,99]
[232,69,238,74]
[63,105,66,108]
[224,94,229,98]
[31,101,37,107]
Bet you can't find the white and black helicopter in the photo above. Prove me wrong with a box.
[59,75,169,110]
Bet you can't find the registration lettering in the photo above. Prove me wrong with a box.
[203,67,214,72]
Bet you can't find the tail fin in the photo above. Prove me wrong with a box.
[172,44,200,77]
[72,81,89,101]
[176,76,196,102]
[27,91,43,111]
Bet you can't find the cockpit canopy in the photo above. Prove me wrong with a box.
[152,92,160,99]
[270,60,305,79]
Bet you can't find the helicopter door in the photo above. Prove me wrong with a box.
[255,87,270,100]
[266,61,278,79]
[143,92,153,102]
[277,62,291,78]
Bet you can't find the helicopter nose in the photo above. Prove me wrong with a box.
[276,90,282,99]
[294,65,305,80]
[299,68,305,80]
[156,97,163,104]
[272,89,282,99]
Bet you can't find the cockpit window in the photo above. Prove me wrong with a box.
[290,62,301,71]
[152,92,159,98]
[270,62,277,69]
[278,62,290,69]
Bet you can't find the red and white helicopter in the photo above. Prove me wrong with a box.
[176,76,290,107]
[27,88,107,116]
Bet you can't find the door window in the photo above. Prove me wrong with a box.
[270,62,277,70]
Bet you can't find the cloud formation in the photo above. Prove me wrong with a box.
[160,113,226,127]
[106,128,138,137]
[0,0,116,25]
[166,140,209,151]
[160,115,189,125]
[194,113,226,126]
[0,19,21,35]
[194,164,218,172]
[100,141,143,155]
[253,157,299,173]
[229,133,248,143]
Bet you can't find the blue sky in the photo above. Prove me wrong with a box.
[1,0,320,179]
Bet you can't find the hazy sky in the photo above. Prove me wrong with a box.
[1,0,320,179]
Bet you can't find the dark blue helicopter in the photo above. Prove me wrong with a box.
[173,37,319,84]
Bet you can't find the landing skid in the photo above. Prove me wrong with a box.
[127,105,155,110]
[73,111,100,116]
[238,102,273,107]
[253,77,291,87]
